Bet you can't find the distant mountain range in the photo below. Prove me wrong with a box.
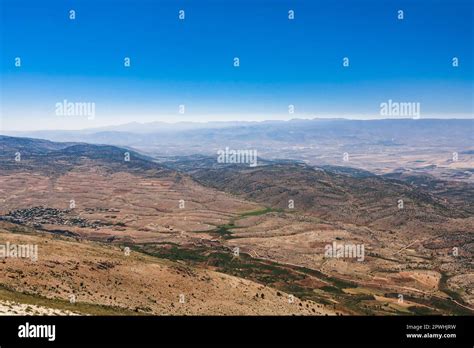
[5,118,472,147]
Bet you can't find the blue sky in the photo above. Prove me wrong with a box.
[1,0,473,130]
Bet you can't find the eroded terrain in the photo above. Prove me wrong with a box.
[0,135,472,315]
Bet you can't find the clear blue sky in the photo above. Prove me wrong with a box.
[1,0,473,130]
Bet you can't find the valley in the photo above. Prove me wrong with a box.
[0,134,472,315]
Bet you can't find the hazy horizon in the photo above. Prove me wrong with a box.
[1,115,473,133]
